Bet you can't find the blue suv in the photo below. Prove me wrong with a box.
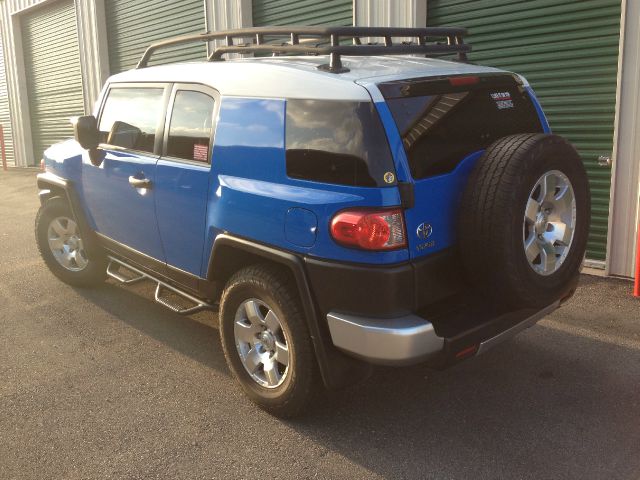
[35,27,590,417]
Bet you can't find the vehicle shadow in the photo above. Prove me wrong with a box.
[293,325,640,479]
[76,280,640,479]
[75,280,229,374]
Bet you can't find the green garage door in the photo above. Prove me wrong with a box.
[22,0,84,165]
[0,34,14,166]
[106,0,206,74]
[253,0,352,26]
[427,0,621,261]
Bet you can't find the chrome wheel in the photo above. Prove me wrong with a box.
[47,216,88,272]
[234,299,290,388]
[523,170,576,276]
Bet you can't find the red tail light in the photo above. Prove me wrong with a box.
[330,208,406,251]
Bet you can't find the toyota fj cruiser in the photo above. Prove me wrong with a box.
[35,27,589,417]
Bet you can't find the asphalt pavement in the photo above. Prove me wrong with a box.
[1,169,639,479]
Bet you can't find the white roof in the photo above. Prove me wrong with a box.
[107,55,508,101]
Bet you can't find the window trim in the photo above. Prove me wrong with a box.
[96,82,173,156]
[161,83,220,166]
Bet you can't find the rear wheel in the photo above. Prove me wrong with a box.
[219,265,317,417]
[35,197,107,287]
[459,134,590,307]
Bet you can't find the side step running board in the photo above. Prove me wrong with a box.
[106,256,216,315]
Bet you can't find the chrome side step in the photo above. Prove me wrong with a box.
[106,256,216,315]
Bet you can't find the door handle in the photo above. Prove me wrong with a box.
[128,176,152,189]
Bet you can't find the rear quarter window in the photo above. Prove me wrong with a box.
[285,99,396,188]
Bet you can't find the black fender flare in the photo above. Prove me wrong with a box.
[36,172,101,259]
[207,234,372,390]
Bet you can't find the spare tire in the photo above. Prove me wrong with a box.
[458,133,590,308]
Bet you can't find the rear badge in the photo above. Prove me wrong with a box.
[416,222,435,251]
[490,91,514,110]
[416,222,433,239]
[383,172,395,184]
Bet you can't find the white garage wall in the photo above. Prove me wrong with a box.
[608,0,640,278]
[0,0,107,166]
[0,0,253,167]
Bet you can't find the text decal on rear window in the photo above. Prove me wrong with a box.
[490,92,514,110]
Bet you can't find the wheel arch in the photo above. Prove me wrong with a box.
[207,234,372,390]
[36,172,101,258]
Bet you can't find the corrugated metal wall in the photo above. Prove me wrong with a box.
[0,33,14,166]
[105,0,207,74]
[22,0,84,164]
[252,0,353,26]
[427,0,621,261]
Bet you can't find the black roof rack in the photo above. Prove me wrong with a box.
[136,26,470,73]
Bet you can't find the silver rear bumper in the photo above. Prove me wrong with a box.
[326,312,444,366]
[326,301,559,366]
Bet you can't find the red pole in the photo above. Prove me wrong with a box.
[0,125,7,171]
[634,222,640,297]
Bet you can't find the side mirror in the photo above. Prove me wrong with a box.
[73,115,99,150]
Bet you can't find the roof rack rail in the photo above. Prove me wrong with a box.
[136,26,470,73]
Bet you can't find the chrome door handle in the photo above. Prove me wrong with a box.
[128,176,152,189]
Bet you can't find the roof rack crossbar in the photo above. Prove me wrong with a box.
[136,26,470,73]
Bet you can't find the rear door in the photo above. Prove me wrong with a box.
[375,74,545,260]
[154,84,218,282]
[83,84,170,265]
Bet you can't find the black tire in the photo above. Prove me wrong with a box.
[459,134,590,308]
[35,197,107,287]
[219,264,317,418]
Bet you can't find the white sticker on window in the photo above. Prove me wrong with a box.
[490,92,514,110]
[193,144,208,162]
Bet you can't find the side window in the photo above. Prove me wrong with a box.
[285,100,396,188]
[98,87,165,153]
[166,90,215,162]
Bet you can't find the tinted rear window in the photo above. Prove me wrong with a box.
[380,75,543,179]
[286,100,396,187]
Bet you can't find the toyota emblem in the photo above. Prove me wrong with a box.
[416,223,433,240]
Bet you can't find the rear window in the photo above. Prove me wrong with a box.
[285,99,396,188]
[380,75,543,180]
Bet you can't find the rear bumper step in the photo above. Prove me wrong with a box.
[327,301,560,366]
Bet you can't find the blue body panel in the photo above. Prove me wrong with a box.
[527,86,551,133]
[155,159,211,276]
[200,97,408,275]
[44,140,166,262]
[82,149,165,261]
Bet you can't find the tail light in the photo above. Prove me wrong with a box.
[330,208,406,251]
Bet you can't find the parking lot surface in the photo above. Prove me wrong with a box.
[1,169,639,479]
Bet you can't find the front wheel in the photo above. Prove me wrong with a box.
[219,265,317,417]
[35,197,107,287]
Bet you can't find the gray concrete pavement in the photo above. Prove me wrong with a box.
[1,169,639,479]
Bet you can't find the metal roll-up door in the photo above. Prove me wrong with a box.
[22,0,84,165]
[252,0,353,26]
[427,0,621,262]
[106,0,207,74]
[0,34,14,166]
